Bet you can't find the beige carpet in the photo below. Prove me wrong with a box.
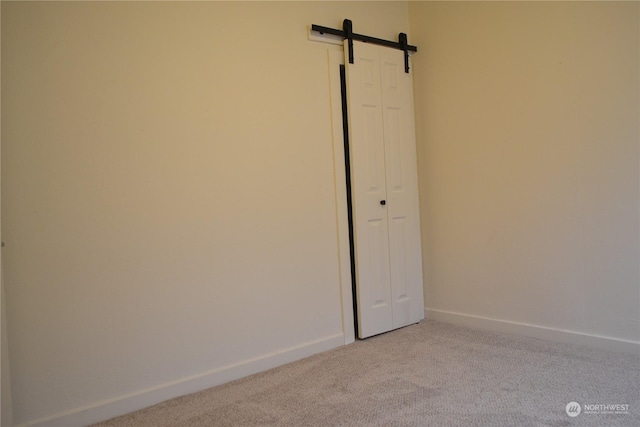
[92,321,640,427]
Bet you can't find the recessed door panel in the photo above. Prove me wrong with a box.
[362,106,383,193]
[384,107,403,192]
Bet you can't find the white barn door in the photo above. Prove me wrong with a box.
[344,40,424,339]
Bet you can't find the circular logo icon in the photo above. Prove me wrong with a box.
[566,402,581,417]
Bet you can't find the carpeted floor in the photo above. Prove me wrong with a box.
[92,321,640,427]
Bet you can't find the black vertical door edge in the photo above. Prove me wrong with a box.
[340,64,359,339]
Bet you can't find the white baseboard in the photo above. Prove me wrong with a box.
[425,308,640,356]
[20,333,345,427]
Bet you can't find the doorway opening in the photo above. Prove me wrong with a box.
[339,64,359,339]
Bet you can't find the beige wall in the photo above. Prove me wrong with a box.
[4,0,639,425]
[1,3,13,424]
[410,2,639,345]
[1,2,409,425]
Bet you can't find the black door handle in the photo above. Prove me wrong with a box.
[380,200,386,206]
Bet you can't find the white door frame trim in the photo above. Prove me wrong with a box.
[327,48,356,345]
